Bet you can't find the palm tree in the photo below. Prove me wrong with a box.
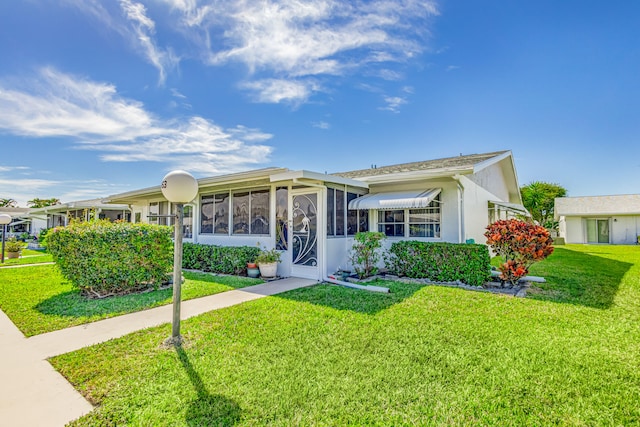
[0,198,18,208]
[520,181,567,228]
[27,198,61,208]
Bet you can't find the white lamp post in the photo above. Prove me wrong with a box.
[161,170,198,344]
[0,214,11,264]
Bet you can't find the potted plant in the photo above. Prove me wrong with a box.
[255,247,281,278]
[5,237,23,259]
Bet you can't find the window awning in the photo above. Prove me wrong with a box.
[348,188,441,210]
[489,201,530,216]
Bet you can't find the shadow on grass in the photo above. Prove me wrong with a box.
[35,288,174,318]
[176,346,241,426]
[527,247,632,309]
[275,280,428,315]
[35,271,259,318]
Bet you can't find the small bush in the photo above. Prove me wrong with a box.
[350,231,386,279]
[485,218,554,285]
[385,241,491,286]
[5,237,24,253]
[46,220,173,297]
[182,243,261,275]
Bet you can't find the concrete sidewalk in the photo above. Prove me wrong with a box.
[0,277,317,427]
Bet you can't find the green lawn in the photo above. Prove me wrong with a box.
[50,245,640,426]
[0,248,53,266]
[0,265,262,336]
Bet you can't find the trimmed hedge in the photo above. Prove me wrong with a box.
[385,241,491,286]
[182,243,261,275]
[46,220,173,297]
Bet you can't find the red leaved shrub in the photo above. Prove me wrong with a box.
[485,219,554,285]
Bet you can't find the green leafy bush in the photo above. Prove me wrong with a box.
[385,241,491,286]
[350,231,386,278]
[46,220,173,297]
[5,237,24,253]
[182,243,261,275]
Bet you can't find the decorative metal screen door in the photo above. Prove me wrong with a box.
[290,190,320,279]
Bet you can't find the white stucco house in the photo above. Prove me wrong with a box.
[104,150,527,281]
[555,194,640,244]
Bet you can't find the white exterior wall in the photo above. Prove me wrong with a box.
[563,217,584,243]
[468,163,510,202]
[561,215,640,244]
[326,236,355,275]
[611,216,639,244]
[457,174,509,244]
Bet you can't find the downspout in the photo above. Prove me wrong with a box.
[453,175,465,243]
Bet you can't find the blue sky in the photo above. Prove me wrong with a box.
[1,0,638,206]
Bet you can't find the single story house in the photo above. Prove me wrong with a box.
[555,194,640,244]
[0,207,32,235]
[28,199,131,234]
[105,150,527,281]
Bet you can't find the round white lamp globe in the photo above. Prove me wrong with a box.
[0,214,11,225]
[161,170,198,203]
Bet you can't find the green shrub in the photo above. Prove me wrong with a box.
[350,231,386,278]
[5,237,24,253]
[182,243,261,275]
[46,220,173,297]
[385,241,491,286]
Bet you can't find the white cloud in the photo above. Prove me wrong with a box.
[312,121,330,130]
[160,0,438,103]
[379,95,407,113]
[0,166,29,172]
[62,0,177,84]
[241,79,319,105]
[0,68,274,174]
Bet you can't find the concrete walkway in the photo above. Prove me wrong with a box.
[0,277,318,427]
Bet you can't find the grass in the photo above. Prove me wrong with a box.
[49,244,640,426]
[0,265,262,336]
[0,248,53,266]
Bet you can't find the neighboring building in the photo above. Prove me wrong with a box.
[28,199,131,234]
[0,207,32,235]
[104,150,527,281]
[555,194,640,244]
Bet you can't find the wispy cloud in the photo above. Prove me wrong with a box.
[0,68,274,174]
[159,0,438,103]
[379,95,407,113]
[62,0,177,84]
[312,121,330,130]
[0,166,29,173]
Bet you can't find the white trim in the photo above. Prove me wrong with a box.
[270,170,368,189]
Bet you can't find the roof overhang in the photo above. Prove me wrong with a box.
[489,200,530,216]
[270,170,369,189]
[352,168,473,184]
[348,189,441,210]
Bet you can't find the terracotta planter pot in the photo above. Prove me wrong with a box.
[258,262,277,278]
[247,262,257,269]
[6,252,20,259]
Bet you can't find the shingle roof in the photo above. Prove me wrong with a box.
[333,151,509,179]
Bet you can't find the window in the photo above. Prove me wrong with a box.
[201,193,229,234]
[347,192,368,235]
[149,202,159,225]
[183,205,193,238]
[233,189,270,235]
[275,187,288,250]
[134,212,141,223]
[378,210,405,237]
[328,188,368,237]
[377,194,441,238]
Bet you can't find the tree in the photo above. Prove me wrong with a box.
[27,198,61,208]
[520,181,567,228]
[0,198,18,207]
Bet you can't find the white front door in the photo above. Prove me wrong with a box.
[290,189,321,279]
